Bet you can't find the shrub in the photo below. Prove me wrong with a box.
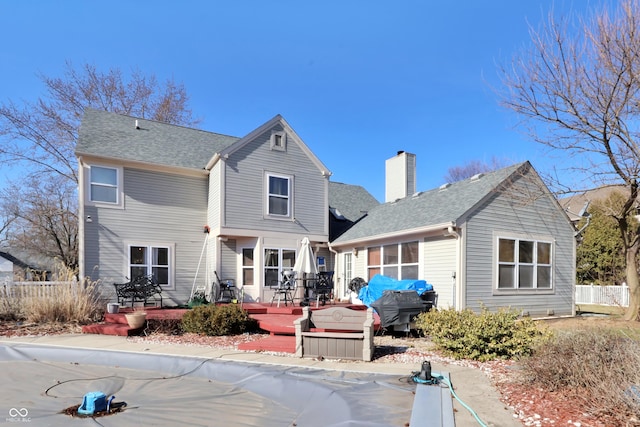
[181,304,256,336]
[414,307,551,361]
[520,328,640,423]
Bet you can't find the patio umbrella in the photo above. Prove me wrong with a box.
[293,237,318,306]
[293,237,318,276]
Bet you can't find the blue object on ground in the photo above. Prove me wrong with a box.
[358,275,433,307]
[78,391,107,415]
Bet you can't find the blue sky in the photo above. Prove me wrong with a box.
[0,1,607,202]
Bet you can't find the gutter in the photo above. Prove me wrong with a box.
[331,221,457,248]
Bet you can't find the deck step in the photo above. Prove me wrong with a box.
[82,323,142,336]
[238,335,296,353]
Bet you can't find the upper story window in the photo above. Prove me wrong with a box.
[270,131,287,151]
[266,173,292,217]
[367,241,419,280]
[90,165,119,203]
[497,237,552,290]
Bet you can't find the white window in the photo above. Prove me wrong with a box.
[264,248,295,286]
[270,131,286,151]
[90,165,119,204]
[129,244,173,288]
[367,241,419,280]
[343,252,353,296]
[266,173,292,217]
[242,248,254,286]
[497,237,552,290]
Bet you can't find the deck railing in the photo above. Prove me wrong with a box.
[575,284,629,307]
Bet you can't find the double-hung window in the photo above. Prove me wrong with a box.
[266,173,292,217]
[367,241,419,280]
[497,237,552,290]
[129,244,172,288]
[90,165,119,204]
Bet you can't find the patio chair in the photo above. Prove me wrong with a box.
[314,271,334,307]
[270,270,296,307]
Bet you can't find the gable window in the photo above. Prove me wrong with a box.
[270,131,286,151]
[90,165,119,204]
[266,173,292,217]
[497,237,552,290]
[367,241,419,280]
[242,248,254,286]
[129,244,173,289]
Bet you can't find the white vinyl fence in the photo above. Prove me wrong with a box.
[575,284,629,307]
[0,280,78,299]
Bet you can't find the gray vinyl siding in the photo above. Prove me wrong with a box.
[223,125,326,235]
[219,239,237,284]
[84,168,208,306]
[423,237,457,309]
[463,174,575,316]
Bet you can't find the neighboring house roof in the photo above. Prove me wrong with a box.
[76,109,240,170]
[328,182,380,241]
[559,185,631,222]
[0,251,31,270]
[332,162,531,245]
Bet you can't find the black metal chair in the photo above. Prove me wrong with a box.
[314,271,334,307]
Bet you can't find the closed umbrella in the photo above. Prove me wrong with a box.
[293,237,318,305]
[293,237,318,275]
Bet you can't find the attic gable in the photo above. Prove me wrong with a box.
[206,115,331,177]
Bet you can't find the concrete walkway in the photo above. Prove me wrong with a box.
[0,334,521,427]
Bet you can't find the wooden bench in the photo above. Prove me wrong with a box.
[114,275,163,308]
[294,306,374,361]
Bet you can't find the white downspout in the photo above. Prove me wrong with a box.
[443,224,460,310]
[328,243,339,298]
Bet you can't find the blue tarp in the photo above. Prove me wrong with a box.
[357,274,433,307]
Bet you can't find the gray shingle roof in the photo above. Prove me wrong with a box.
[332,162,527,244]
[329,182,380,222]
[76,109,239,170]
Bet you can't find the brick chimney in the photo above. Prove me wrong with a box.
[385,151,416,202]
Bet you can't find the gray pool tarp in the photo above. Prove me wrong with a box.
[0,343,417,426]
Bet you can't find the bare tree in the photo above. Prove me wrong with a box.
[499,0,640,320]
[0,62,199,270]
[444,158,508,183]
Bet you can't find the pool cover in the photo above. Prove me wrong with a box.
[0,343,417,426]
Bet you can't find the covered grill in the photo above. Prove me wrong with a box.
[370,290,432,332]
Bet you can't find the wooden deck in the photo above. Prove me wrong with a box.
[81,303,377,353]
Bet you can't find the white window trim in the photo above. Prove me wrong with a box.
[264,171,293,219]
[493,233,554,295]
[270,130,287,151]
[86,164,124,208]
[125,242,175,290]
[366,241,419,280]
[241,247,255,287]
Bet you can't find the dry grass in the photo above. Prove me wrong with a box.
[0,266,103,324]
[25,281,102,324]
[520,317,640,424]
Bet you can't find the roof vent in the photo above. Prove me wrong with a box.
[470,173,484,181]
[412,191,422,198]
[439,183,451,191]
[135,119,140,130]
